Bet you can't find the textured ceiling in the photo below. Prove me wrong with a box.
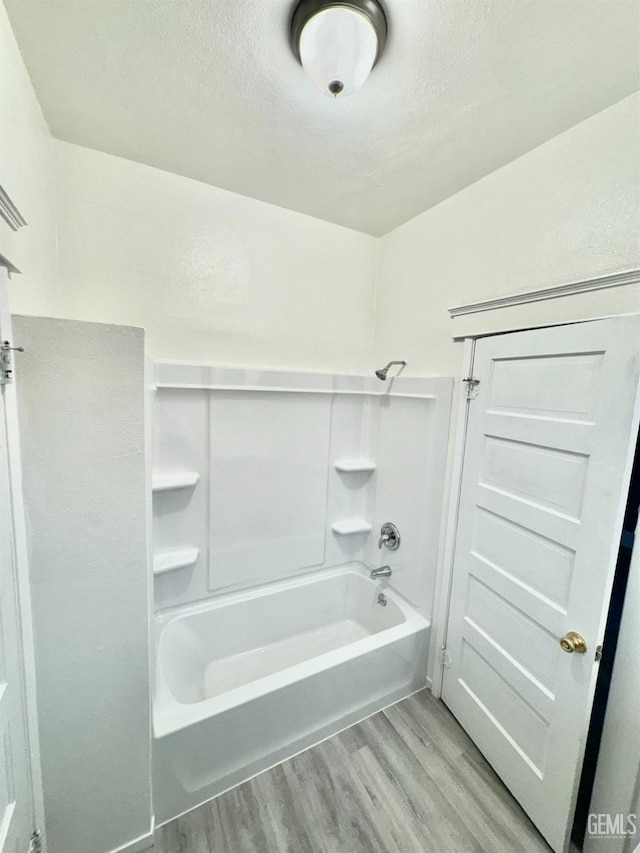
[6,0,639,236]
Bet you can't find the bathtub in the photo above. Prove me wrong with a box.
[153,563,431,825]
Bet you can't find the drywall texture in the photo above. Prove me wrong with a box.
[373,95,640,378]
[14,316,151,853]
[0,3,59,315]
[54,141,377,371]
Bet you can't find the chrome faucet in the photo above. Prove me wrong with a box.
[370,565,392,579]
[378,522,400,551]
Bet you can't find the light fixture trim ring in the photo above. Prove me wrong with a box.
[290,0,388,67]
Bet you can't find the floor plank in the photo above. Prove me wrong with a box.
[154,689,551,853]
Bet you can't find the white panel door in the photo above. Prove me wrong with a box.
[442,316,640,853]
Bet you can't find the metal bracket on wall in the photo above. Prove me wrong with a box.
[462,377,480,400]
[0,340,24,384]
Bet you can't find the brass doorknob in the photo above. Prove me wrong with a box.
[559,632,587,654]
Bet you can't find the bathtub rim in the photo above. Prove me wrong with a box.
[153,562,430,738]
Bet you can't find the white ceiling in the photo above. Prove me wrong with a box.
[6,0,639,236]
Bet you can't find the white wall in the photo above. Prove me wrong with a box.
[54,141,377,372]
[6,49,637,381]
[2,0,378,374]
[373,94,640,378]
[0,2,59,315]
[14,316,151,853]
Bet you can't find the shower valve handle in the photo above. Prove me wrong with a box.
[378,522,400,551]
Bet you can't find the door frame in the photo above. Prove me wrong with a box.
[432,311,640,700]
[0,264,47,852]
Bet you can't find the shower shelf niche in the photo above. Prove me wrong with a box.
[153,547,199,576]
[152,471,200,493]
[331,520,372,536]
[334,459,376,473]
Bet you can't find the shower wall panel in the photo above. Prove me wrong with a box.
[151,364,452,616]
[208,391,331,589]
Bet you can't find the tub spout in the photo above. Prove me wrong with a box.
[370,566,392,579]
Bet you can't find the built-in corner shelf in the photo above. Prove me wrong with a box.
[331,520,372,536]
[153,547,199,576]
[334,459,377,474]
[152,471,200,493]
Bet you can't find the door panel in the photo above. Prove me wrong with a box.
[443,316,640,852]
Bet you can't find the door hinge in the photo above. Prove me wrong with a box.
[440,646,453,668]
[462,376,480,400]
[0,340,23,385]
[29,830,42,853]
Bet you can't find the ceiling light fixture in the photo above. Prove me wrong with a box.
[290,0,388,99]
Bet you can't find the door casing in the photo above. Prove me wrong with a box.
[0,266,47,852]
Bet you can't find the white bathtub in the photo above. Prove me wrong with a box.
[153,564,430,825]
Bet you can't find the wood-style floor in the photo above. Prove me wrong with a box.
[154,689,551,853]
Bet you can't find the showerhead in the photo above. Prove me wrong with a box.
[375,360,407,381]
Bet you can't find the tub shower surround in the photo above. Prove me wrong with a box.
[151,363,452,824]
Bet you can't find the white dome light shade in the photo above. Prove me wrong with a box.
[299,7,378,98]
